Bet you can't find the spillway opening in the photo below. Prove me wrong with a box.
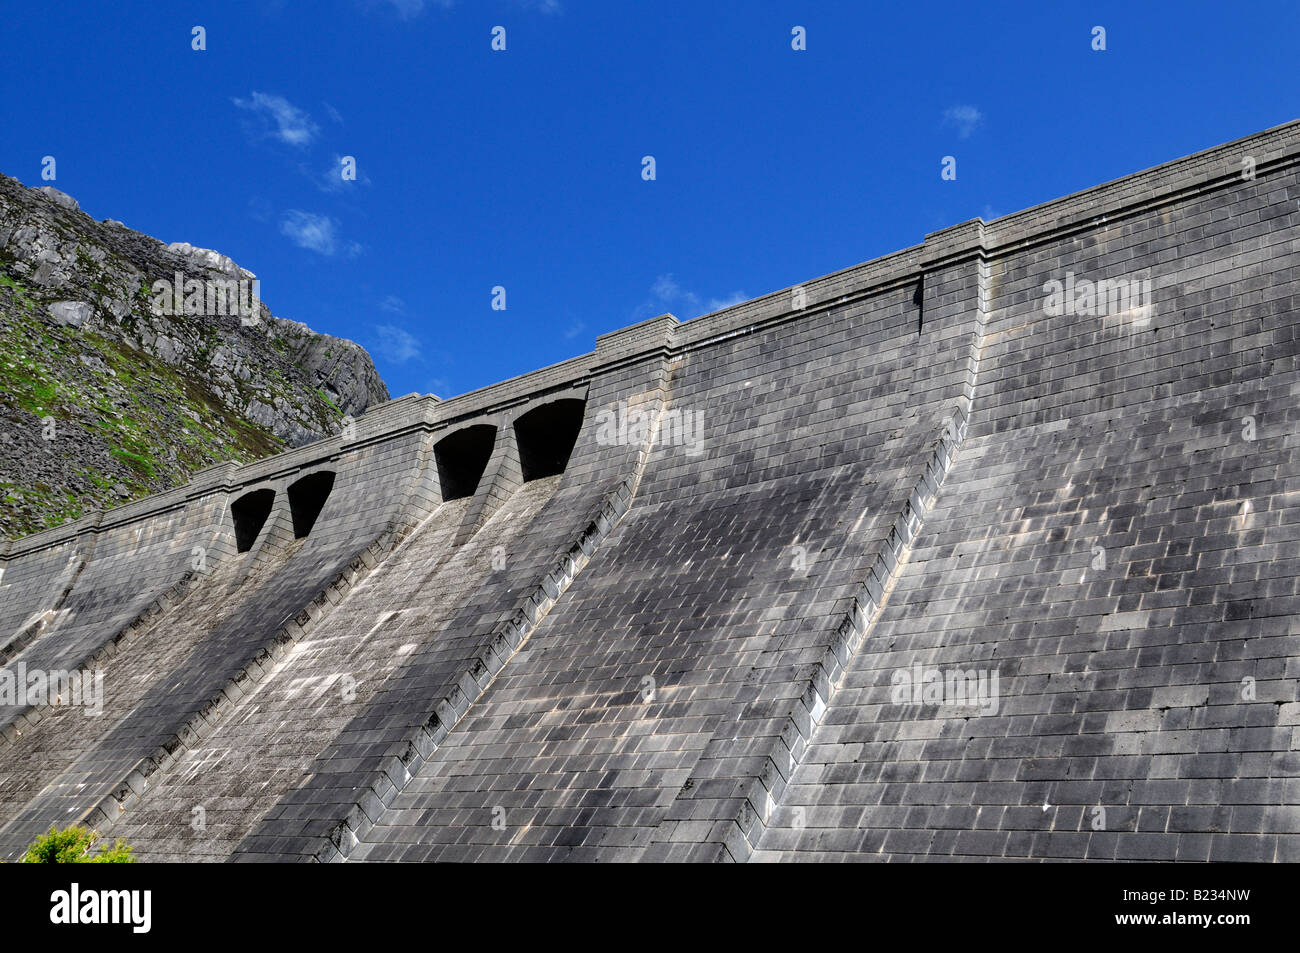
[514,398,585,482]
[435,424,497,501]
[231,488,275,553]
[288,471,335,539]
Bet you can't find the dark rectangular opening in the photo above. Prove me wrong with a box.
[434,425,497,501]
[914,276,924,334]
[231,488,275,553]
[287,471,335,539]
[514,398,585,482]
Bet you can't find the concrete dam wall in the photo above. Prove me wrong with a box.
[0,119,1297,862]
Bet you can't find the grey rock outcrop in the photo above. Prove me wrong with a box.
[47,300,91,328]
[166,241,251,279]
[2,174,387,433]
[0,172,390,537]
[36,186,78,211]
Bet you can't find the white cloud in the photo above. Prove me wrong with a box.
[705,292,748,312]
[247,197,273,224]
[650,274,699,309]
[233,92,319,147]
[563,319,586,340]
[393,0,556,12]
[315,153,371,193]
[380,295,407,314]
[376,0,549,14]
[637,274,747,320]
[372,0,452,17]
[279,210,359,256]
[942,105,983,139]
[387,0,425,16]
[373,324,422,363]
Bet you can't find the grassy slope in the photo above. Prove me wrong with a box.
[0,273,284,538]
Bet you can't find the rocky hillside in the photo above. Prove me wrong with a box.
[0,174,389,539]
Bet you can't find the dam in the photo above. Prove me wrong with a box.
[0,118,1297,862]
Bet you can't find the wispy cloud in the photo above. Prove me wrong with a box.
[386,0,426,17]
[279,210,359,256]
[637,274,747,320]
[704,291,748,312]
[373,324,422,363]
[380,295,407,314]
[375,0,556,15]
[942,105,983,139]
[650,274,697,310]
[233,92,319,147]
[366,0,452,18]
[563,319,586,340]
[313,153,372,193]
[247,197,274,224]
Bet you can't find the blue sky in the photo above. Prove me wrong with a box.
[3,1,1298,400]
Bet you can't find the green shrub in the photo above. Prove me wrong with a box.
[20,825,136,863]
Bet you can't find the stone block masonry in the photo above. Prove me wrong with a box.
[1,119,1298,861]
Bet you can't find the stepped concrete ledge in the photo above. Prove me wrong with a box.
[1,119,1299,861]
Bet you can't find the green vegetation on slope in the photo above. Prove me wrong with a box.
[0,173,388,539]
[0,271,287,537]
[19,825,136,863]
